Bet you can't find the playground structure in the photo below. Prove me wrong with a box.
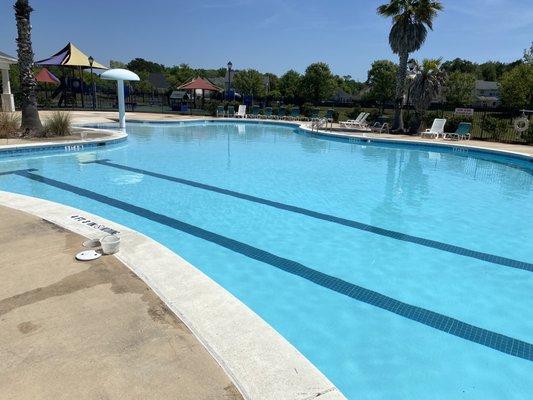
[36,43,107,108]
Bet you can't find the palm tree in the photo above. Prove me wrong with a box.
[377,0,443,132]
[408,58,447,133]
[14,0,42,135]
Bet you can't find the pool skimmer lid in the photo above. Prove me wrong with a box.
[82,238,101,248]
[76,250,102,261]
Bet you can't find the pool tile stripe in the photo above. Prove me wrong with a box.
[84,159,533,273]
[14,170,533,362]
[0,168,38,176]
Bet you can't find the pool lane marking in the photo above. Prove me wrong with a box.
[83,159,533,273]
[0,168,38,176]
[14,169,533,363]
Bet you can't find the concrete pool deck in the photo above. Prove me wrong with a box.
[0,192,345,400]
[0,205,242,400]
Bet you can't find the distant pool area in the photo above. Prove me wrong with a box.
[1,120,532,399]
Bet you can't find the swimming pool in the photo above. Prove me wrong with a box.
[1,120,532,399]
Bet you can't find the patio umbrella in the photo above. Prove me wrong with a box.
[36,43,107,107]
[35,68,60,100]
[177,77,222,108]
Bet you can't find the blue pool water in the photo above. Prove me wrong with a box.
[1,121,532,399]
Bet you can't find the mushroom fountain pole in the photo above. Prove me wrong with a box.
[117,79,126,128]
[100,69,140,129]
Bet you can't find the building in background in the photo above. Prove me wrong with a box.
[474,80,500,108]
[0,50,17,112]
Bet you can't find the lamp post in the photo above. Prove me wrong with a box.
[227,61,233,101]
[88,56,96,110]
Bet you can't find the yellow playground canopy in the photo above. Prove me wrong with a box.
[36,42,107,69]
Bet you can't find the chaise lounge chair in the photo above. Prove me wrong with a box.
[226,105,235,118]
[371,121,389,134]
[309,108,320,121]
[261,107,273,119]
[288,107,307,121]
[340,112,366,128]
[340,113,369,129]
[444,122,472,140]
[276,107,287,120]
[248,105,260,119]
[235,105,247,118]
[421,118,446,139]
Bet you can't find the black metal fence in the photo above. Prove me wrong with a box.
[19,85,533,145]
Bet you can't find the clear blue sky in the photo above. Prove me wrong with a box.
[0,0,531,80]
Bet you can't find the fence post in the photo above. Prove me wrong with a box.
[480,108,486,139]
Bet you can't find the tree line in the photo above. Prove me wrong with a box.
[7,0,533,136]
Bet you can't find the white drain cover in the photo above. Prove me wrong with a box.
[76,250,102,261]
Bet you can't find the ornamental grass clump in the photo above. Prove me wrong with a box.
[0,112,21,139]
[43,111,72,137]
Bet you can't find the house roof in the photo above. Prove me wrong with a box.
[0,50,17,64]
[208,77,225,88]
[475,80,499,90]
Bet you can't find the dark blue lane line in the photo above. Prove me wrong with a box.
[15,170,533,362]
[84,159,533,273]
[0,168,37,176]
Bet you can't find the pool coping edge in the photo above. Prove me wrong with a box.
[0,127,127,155]
[0,191,346,400]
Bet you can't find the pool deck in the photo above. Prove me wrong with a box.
[0,205,242,400]
[1,111,531,157]
[0,192,345,400]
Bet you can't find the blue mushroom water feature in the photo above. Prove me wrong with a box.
[100,68,140,129]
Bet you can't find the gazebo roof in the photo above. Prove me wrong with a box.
[177,77,221,91]
[36,43,107,69]
[35,68,60,84]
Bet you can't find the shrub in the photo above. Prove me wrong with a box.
[482,115,510,141]
[300,103,315,117]
[43,111,72,137]
[366,108,381,123]
[422,111,442,128]
[0,112,21,139]
[204,100,222,116]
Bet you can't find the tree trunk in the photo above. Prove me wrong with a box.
[392,50,409,132]
[14,0,42,135]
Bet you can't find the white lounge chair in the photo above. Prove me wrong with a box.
[421,118,446,138]
[371,122,389,133]
[310,118,327,131]
[354,113,370,129]
[235,105,247,118]
[340,112,366,128]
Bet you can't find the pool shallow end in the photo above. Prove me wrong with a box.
[0,190,346,400]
